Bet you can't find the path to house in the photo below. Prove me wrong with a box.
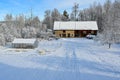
[0,38,120,80]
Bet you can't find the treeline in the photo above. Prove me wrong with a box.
[43,2,102,31]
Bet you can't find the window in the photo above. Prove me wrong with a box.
[68,33,70,37]
[83,31,87,34]
[62,34,66,37]
[63,30,66,33]
[91,31,94,34]
[71,34,73,37]
[82,31,87,37]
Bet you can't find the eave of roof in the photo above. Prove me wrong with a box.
[12,39,37,44]
[54,21,98,30]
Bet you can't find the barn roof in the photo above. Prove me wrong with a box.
[12,39,37,44]
[54,21,98,30]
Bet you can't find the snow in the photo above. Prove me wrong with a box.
[0,38,120,80]
[12,38,37,44]
[54,21,98,30]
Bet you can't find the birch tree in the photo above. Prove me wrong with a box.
[43,10,53,29]
[51,8,61,21]
[71,3,79,21]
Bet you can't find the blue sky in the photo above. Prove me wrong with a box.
[0,0,114,21]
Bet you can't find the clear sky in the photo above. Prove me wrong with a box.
[0,0,114,21]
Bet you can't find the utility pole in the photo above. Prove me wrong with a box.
[30,8,33,26]
[30,8,33,20]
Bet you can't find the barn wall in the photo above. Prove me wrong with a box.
[75,30,98,37]
[12,42,38,49]
[55,30,63,37]
[55,30,97,38]
[66,30,74,38]
[55,30,75,38]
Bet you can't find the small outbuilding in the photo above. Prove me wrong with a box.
[12,38,38,48]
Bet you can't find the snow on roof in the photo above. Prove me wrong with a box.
[12,39,37,44]
[54,21,98,30]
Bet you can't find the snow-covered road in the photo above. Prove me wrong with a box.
[0,38,120,80]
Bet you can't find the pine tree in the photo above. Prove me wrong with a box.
[62,10,69,21]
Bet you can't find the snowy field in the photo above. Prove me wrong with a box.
[0,38,120,80]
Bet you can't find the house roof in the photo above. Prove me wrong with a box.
[54,21,98,30]
[12,39,37,44]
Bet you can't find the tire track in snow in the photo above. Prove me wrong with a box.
[61,41,81,79]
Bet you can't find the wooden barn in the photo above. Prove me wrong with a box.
[54,21,98,38]
[12,39,38,48]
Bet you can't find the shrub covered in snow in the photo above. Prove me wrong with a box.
[0,34,6,46]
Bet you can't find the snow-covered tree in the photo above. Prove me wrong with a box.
[0,34,6,46]
[43,8,61,30]
[16,14,25,28]
[95,3,103,32]
[4,14,13,27]
[78,10,85,21]
[31,16,40,28]
[61,10,69,21]
[100,0,120,48]
[51,8,61,21]
[71,3,79,21]
[43,10,53,29]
